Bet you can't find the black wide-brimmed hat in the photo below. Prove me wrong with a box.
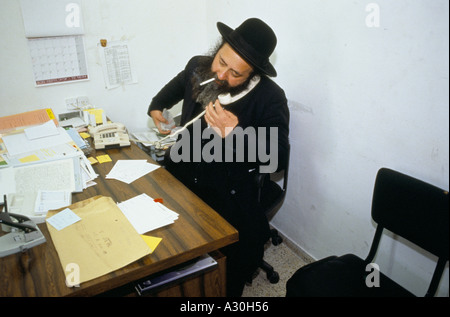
[217,18,277,77]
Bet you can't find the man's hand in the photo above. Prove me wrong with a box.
[204,99,238,138]
[150,110,171,134]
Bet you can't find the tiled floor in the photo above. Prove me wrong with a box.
[242,237,313,297]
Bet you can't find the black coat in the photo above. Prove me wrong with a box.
[148,55,290,295]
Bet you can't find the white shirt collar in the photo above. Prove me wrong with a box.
[218,75,261,105]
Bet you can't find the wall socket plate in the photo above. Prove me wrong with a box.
[77,96,89,108]
[65,97,78,110]
[65,96,90,110]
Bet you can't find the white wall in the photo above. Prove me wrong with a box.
[0,0,208,132]
[1,0,449,296]
[206,0,449,296]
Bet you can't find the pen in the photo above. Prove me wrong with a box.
[200,77,215,86]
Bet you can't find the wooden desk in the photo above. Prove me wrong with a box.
[0,143,238,296]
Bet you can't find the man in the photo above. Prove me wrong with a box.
[148,18,289,296]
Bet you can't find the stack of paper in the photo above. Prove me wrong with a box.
[2,121,72,158]
[106,160,159,184]
[0,108,57,134]
[117,193,179,234]
[35,190,72,215]
[132,130,177,147]
[0,117,98,218]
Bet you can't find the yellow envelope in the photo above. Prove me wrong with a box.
[47,196,151,285]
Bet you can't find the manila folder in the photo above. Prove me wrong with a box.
[47,196,151,285]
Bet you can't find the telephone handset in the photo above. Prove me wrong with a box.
[89,122,131,150]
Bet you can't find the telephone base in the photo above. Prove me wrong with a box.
[96,142,131,150]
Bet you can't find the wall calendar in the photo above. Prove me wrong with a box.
[27,35,88,87]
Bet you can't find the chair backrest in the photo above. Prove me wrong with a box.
[258,144,290,216]
[369,168,449,296]
[371,168,449,259]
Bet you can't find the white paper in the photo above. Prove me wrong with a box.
[132,131,160,146]
[35,190,72,215]
[117,193,178,234]
[106,160,159,184]
[98,41,137,89]
[6,192,39,222]
[2,127,73,157]
[7,143,79,167]
[46,208,81,231]
[13,158,76,194]
[0,167,15,203]
[78,154,98,188]
[25,120,59,140]
[20,0,84,37]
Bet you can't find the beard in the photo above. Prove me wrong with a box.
[191,56,254,108]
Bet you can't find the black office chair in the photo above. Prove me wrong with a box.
[253,144,290,284]
[286,167,449,297]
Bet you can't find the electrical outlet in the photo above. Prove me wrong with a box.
[77,96,90,108]
[65,97,78,110]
